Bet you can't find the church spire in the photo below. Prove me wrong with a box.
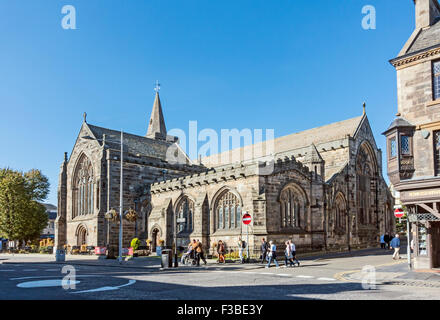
[146,81,167,140]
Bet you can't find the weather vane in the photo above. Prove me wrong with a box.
[154,80,160,94]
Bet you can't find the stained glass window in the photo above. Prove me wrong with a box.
[73,155,94,218]
[176,197,194,233]
[216,191,241,230]
[280,186,304,228]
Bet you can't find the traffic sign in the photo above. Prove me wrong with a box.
[394,208,404,218]
[242,213,252,225]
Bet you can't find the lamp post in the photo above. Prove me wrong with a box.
[82,130,125,263]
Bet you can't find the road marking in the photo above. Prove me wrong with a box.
[0,270,15,272]
[17,279,81,288]
[45,269,60,272]
[278,274,291,277]
[71,279,136,294]
[296,275,314,279]
[10,275,104,281]
[317,277,336,281]
[23,269,38,272]
[333,260,406,282]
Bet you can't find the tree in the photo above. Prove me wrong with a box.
[0,168,50,244]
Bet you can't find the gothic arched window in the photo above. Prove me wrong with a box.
[72,155,94,218]
[334,193,346,231]
[356,142,377,226]
[176,197,194,233]
[280,184,306,229]
[215,191,241,231]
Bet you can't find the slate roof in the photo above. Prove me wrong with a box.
[201,115,364,167]
[406,18,440,54]
[303,144,324,163]
[86,123,189,163]
[383,117,415,135]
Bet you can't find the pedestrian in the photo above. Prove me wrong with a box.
[196,240,207,266]
[290,240,300,266]
[217,240,225,264]
[390,234,401,260]
[284,241,294,267]
[238,237,245,263]
[261,238,268,264]
[380,234,385,249]
[265,240,280,268]
[384,233,390,249]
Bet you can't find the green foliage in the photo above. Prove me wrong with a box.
[24,169,50,201]
[130,238,140,251]
[0,168,50,242]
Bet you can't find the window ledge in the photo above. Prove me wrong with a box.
[426,100,440,108]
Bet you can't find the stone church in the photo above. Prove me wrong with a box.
[56,91,394,256]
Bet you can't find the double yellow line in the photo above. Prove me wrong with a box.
[334,260,406,282]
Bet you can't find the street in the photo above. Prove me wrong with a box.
[1,249,439,300]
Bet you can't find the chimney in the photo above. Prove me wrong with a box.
[414,0,440,29]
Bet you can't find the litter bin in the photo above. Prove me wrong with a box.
[161,249,172,268]
[55,249,65,262]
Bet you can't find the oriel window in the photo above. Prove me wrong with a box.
[389,137,397,158]
[433,60,440,100]
[400,135,410,155]
[434,130,440,176]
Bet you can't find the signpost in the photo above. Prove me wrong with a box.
[242,213,251,262]
[394,207,404,219]
[394,206,411,270]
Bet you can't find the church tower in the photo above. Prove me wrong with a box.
[146,82,167,140]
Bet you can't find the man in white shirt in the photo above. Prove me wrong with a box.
[289,240,300,267]
[265,240,280,268]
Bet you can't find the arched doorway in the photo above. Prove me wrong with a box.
[151,228,159,252]
[76,225,87,246]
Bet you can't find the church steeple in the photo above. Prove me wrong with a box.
[146,81,167,140]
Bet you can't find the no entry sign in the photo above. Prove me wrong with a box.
[242,213,252,225]
[394,208,404,218]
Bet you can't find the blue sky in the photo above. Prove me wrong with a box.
[0,0,415,205]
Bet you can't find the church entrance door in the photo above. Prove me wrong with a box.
[77,226,87,246]
[152,228,159,252]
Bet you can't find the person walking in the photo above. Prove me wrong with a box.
[266,240,280,268]
[217,240,226,264]
[390,234,401,260]
[290,240,300,266]
[261,238,268,264]
[380,234,386,249]
[284,241,294,267]
[238,237,245,264]
[196,239,207,266]
[384,233,390,249]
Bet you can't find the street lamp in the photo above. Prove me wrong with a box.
[82,130,125,263]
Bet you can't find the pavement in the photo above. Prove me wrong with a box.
[1,248,439,300]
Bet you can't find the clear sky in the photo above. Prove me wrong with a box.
[0,0,415,205]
